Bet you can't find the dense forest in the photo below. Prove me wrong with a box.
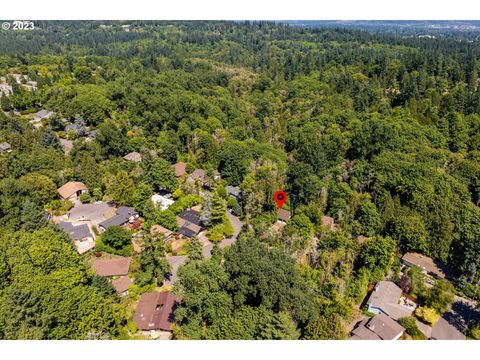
[1,21,480,339]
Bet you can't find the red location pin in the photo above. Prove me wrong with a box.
[274,191,287,208]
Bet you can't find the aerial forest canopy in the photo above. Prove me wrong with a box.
[1,21,480,339]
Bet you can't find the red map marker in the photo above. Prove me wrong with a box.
[274,191,287,208]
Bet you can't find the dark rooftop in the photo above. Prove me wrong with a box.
[99,206,138,229]
[177,209,202,227]
[59,221,92,241]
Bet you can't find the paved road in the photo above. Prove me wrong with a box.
[203,212,243,258]
[164,255,186,285]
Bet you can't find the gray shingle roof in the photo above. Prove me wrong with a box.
[59,221,93,241]
[98,206,138,229]
[177,209,201,227]
[0,142,11,151]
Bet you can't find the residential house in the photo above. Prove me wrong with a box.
[57,181,88,202]
[0,83,12,97]
[366,281,414,320]
[174,162,186,177]
[176,209,203,238]
[123,151,142,162]
[85,130,97,142]
[59,221,95,254]
[0,142,12,153]
[226,185,242,201]
[24,80,37,91]
[33,109,54,122]
[92,257,132,277]
[151,194,174,210]
[402,252,446,279]
[188,169,207,184]
[321,215,338,231]
[59,138,74,155]
[357,235,368,244]
[98,206,139,231]
[350,313,405,340]
[112,276,133,296]
[277,208,291,222]
[133,292,182,333]
[151,224,173,240]
[188,168,220,187]
[8,73,25,84]
[431,316,466,340]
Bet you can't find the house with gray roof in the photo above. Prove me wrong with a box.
[59,221,93,242]
[98,206,139,231]
[350,313,405,340]
[0,142,12,153]
[59,221,95,254]
[33,109,54,122]
[366,281,414,320]
[226,185,242,201]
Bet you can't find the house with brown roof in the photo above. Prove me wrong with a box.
[366,281,414,320]
[321,215,337,231]
[151,224,173,240]
[351,313,405,340]
[402,252,446,279]
[112,276,133,296]
[57,181,88,202]
[174,162,186,177]
[133,292,182,332]
[123,151,142,162]
[93,257,131,277]
[188,169,207,183]
[188,168,220,187]
[277,208,291,222]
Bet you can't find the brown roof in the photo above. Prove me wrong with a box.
[93,257,131,277]
[133,292,182,331]
[189,169,206,182]
[57,181,88,199]
[321,215,337,231]
[151,224,173,238]
[123,152,142,162]
[277,208,291,222]
[402,252,446,279]
[357,235,368,244]
[174,162,186,177]
[365,313,405,340]
[112,276,132,294]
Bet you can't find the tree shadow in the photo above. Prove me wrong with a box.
[443,301,480,334]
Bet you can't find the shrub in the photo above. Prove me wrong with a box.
[469,324,480,340]
[79,192,92,203]
[208,224,225,242]
[398,316,426,340]
[224,216,235,237]
[156,209,178,231]
[415,307,440,325]
[101,226,132,250]
[45,199,74,216]
[227,197,241,216]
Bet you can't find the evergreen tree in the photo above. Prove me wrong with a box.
[20,199,48,231]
